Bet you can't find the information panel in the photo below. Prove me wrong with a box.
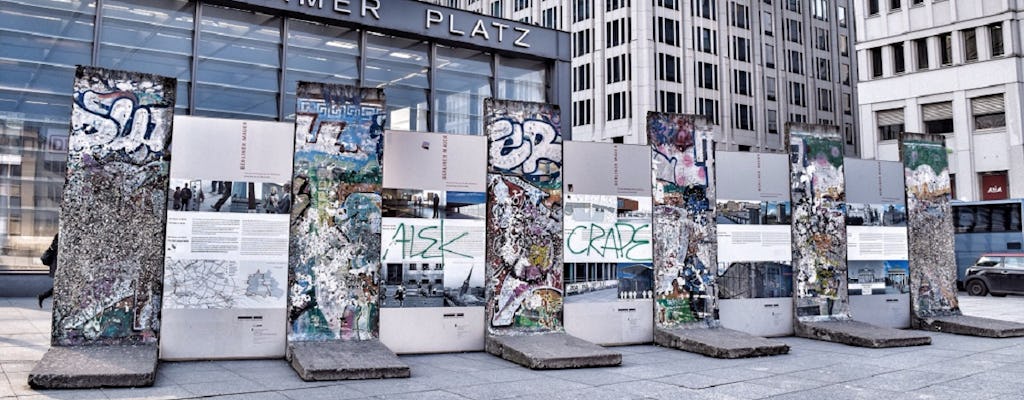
[563,141,653,344]
[378,131,487,353]
[715,151,794,336]
[160,117,293,360]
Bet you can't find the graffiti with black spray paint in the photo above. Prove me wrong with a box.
[52,66,176,346]
[485,99,564,335]
[900,133,959,318]
[648,112,719,328]
[287,82,386,341]
[786,123,850,321]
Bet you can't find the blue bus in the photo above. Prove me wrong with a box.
[952,199,1024,287]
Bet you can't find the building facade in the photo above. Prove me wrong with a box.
[855,0,1020,201]
[0,0,569,275]
[425,0,859,153]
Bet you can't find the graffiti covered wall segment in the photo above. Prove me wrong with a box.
[787,124,849,321]
[288,83,385,341]
[902,133,959,318]
[53,66,176,345]
[648,112,718,328]
[485,99,564,335]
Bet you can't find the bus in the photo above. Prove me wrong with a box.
[952,199,1024,287]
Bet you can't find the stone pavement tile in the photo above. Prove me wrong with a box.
[596,380,680,398]
[451,352,521,367]
[700,381,795,399]
[16,392,109,400]
[0,308,24,320]
[0,333,49,348]
[102,385,189,400]
[744,374,826,393]
[215,359,292,373]
[619,350,687,365]
[846,369,960,392]
[612,362,688,380]
[206,391,291,400]
[610,345,664,354]
[1,361,36,373]
[373,390,470,400]
[741,354,840,375]
[906,384,1005,400]
[346,375,462,396]
[959,351,1024,364]
[525,385,649,400]
[651,386,743,400]
[158,360,228,373]
[279,384,367,400]
[694,365,774,383]
[444,377,590,400]
[0,345,46,362]
[0,322,42,335]
[180,378,270,397]
[764,384,904,400]
[926,333,1016,352]
[901,347,976,359]
[237,368,318,391]
[465,367,543,383]
[784,362,896,384]
[908,356,1008,376]
[655,372,741,389]
[535,368,637,386]
[412,355,508,373]
[156,367,245,385]
[852,351,948,369]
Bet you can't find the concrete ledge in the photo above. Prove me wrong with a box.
[914,314,1024,338]
[654,327,790,358]
[288,340,410,381]
[28,344,158,389]
[485,333,622,369]
[796,320,932,348]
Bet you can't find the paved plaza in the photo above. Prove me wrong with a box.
[1,295,1022,400]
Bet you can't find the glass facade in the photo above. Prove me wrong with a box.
[0,0,552,272]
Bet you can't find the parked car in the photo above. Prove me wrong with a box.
[963,253,1024,296]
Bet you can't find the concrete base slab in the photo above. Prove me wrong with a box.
[796,320,932,348]
[288,340,410,381]
[28,344,158,389]
[654,327,790,358]
[485,333,621,369]
[914,314,1024,338]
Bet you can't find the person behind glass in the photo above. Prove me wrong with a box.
[180,185,192,212]
[37,234,58,308]
[212,181,232,211]
[431,193,439,218]
[172,186,182,210]
[277,183,292,214]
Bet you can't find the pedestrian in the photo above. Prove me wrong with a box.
[395,284,406,307]
[37,234,58,308]
[181,186,192,212]
[431,193,439,218]
[172,187,181,210]
[277,183,292,214]
[212,181,232,211]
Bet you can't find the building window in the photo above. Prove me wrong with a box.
[514,0,530,11]
[870,47,883,78]
[785,0,801,12]
[787,50,803,74]
[542,7,559,29]
[606,54,629,84]
[812,0,828,21]
[574,0,592,21]
[963,28,978,62]
[497,57,547,102]
[841,63,851,85]
[658,0,680,10]
[606,91,629,121]
[765,76,777,101]
[890,0,901,11]
[733,36,750,62]
[731,2,749,29]
[605,18,631,48]
[658,53,681,82]
[606,0,629,11]
[693,0,717,20]
[491,0,502,16]
[868,0,880,16]
[790,113,807,123]
[696,97,719,124]
[843,93,852,115]
[789,81,806,107]
[845,123,854,146]
[786,19,802,44]
[733,69,751,96]
[990,23,1005,56]
[893,42,905,73]
[767,110,779,134]
[764,44,776,68]
[573,99,592,126]
[972,94,1006,130]
[734,103,754,130]
[814,27,830,51]
[816,57,831,81]
[915,38,929,70]
[877,108,905,141]
[763,11,774,36]
[659,90,683,113]
[922,102,953,134]
[837,5,847,27]
[697,62,718,90]
[657,17,680,46]
[572,64,591,91]
[573,29,591,57]
[839,34,849,56]
[817,88,833,111]
[696,27,717,54]
[939,33,952,65]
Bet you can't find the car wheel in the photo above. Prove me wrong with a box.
[966,280,988,296]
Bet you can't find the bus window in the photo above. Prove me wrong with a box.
[975,206,992,233]
[955,206,975,233]
[991,205,1009,232]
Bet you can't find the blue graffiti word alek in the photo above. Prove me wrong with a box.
[566,222,651,262]
[384,221,472,260]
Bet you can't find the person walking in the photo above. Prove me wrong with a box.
[431,193,440,218]
[172,187,182,210]
[181,186,193,212]
[37,234,58,308]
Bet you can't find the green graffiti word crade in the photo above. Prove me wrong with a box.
[566,222,651,261]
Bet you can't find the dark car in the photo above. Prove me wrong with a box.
[964,253,1024,296]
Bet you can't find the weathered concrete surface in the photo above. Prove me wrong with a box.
[288,340,410,381]
[27,344,157,389]
[485,333,621,369]
[914,314,1024,338]
[654,327,790,358]
[796,320,932,348]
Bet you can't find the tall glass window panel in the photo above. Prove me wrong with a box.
[0,0,96,271]
[364,32,429,131]
[284,20,359,120]
[99,0,194,113]
[497,57,547,102]
[195,5,281,120]
[435,46,492,135]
